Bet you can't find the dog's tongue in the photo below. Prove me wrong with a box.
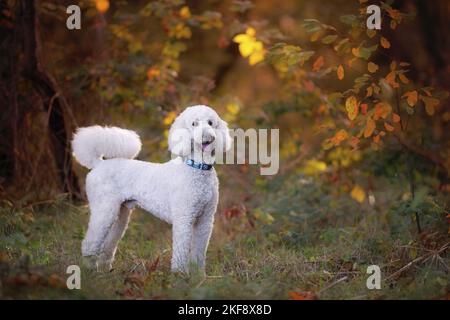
[202,142,210,150]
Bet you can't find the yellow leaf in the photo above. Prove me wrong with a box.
[380,37,391,49]
[364,118,376,138]
[233,28,265,65]
[337,65,344,80]
[368,62,379,73]
[301,159,327,175]
[421,96,439,116]
[351,185,366,203]
[246,27,256,37]
[163,111,177,126]
[402,90,418,107]
[179,6,191,19]
[345,96,359,120]
[312,56,324,71]
[249,50,265,65]
[238,40,255,57]
[226,102,240,115]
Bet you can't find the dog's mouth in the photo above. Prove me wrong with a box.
[201,140,213,150]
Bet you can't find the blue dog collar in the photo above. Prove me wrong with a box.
[185,159,213,171]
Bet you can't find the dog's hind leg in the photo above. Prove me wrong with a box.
[81,199,122,270]
[98,205,133,271]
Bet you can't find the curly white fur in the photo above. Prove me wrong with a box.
[72,105,232,274]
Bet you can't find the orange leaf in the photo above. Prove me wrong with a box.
[386,71,399,88]
[402,90,418,107]
[289,291,319,300]
[421,96,439,116]
[399,73,409,84]
[380,37,391,49]
[360,103,368,115]
[337,65,344,80]
[392,113,401,123]
[368,62,379,73]
[384,122,395,132]
[374,102,392,120]
[364,118,376,138]
[331,129,348,146]
[312,56,324,71]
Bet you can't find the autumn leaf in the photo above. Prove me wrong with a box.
[380,37,391,49]
[392,113,401,123]
[351,185,366,203]
[360,103,368,115]
[163,111,177,126]
[384,122,395,132]
[95,0,110,13]
[233,27,266,65]
[398,73,409,84]
[337,65,344,80]
[367,62,379,73]
[402,90,418,107]
[421,96,439,116]
[312,56,324,71]
[345,96,359,120]
[179,6,191,19]
[147,67,160,80]
[289,291,318,300]
[373,102,392,120]
[331,129,348,146]
[364,118,376,138]
[385,71,399,88]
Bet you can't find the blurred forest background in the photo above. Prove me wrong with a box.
[0,0,449,299]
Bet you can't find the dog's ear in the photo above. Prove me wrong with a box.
[168,114,191,157]
[216,119,232,152]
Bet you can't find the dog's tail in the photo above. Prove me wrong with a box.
[72,126,142,169]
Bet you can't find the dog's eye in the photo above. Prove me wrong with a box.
[192,121,198,127]
[207,120,213,126]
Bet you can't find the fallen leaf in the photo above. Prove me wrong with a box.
[289,291,319,300]
[351,185,366,203]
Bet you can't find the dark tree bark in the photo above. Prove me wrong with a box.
[19,0,80,199]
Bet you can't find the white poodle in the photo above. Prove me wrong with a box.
[72,105,232,274]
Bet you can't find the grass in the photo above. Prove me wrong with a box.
[0,177,449,299]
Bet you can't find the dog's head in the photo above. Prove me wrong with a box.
[168,105,232,164]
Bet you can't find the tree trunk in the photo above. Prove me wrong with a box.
[20,0,80,199]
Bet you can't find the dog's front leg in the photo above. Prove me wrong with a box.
[171,218,193,274]
[191,213,214,273]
